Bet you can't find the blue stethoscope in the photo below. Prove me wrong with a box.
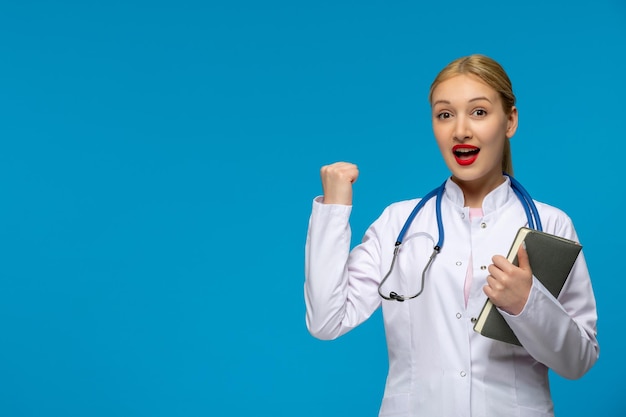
[378,173,543,302]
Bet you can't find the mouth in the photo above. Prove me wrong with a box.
[452,145,480,166]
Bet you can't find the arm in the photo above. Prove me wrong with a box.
[502,251,598,379]
[304,162,383,340]
[485,218,599,379]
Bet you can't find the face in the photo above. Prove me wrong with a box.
[431,74,518,190]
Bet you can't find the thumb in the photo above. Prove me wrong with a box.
[517,243,531,272]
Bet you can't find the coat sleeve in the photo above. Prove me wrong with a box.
[500,211,599,379]
[304,197,385,340]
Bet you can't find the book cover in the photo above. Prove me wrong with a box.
[472,227,582,346]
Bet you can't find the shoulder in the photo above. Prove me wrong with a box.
[534,200,579,241]
[385,198,423,213]
[378,197,426,221]
[535,200,570,220]
[364,197,426,235]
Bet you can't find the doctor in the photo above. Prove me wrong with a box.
[304,54,599,416]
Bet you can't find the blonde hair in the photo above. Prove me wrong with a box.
[429,54,516,176]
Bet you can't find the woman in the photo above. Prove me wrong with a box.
[304,54,599,416]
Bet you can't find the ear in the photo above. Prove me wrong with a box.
[506,106,518,138]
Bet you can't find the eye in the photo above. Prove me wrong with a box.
[437,111,452,120]
[472,108,487,117]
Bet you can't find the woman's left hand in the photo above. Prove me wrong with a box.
[483,245,533,316]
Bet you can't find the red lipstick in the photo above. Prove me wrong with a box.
[452,144,480,166]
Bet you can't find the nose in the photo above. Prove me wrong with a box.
[453,115,472,142]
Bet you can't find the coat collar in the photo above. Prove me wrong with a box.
[443,176,514,215]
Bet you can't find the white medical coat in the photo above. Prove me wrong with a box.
[304,178,598,417]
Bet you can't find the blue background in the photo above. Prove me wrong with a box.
[1,1,624,416]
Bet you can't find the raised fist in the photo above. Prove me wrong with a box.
[320,162,359,205]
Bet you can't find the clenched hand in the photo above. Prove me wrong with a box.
[483,245,533,316]
[320,162,359,205]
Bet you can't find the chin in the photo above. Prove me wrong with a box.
[448,167,503,185]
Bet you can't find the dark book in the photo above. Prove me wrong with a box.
[473,227,582,346]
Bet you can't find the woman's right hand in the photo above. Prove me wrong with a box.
[320,162,359,205]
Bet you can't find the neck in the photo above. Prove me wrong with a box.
[451,173,506,208]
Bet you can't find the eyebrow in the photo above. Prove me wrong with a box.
[432,96,493,106]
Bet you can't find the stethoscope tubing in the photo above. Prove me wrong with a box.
[396,180,447,248]
[507,174,542,231]
[378,175,542,302]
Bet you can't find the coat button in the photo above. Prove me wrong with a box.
[480,265,487,270]
[480,222,487,229]
[456,313,462,319]
[460,371,467,377]
[456,261,462,266]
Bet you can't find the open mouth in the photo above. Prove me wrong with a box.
[452,145,480,166]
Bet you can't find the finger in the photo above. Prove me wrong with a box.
[517,243,531,273]
[483,282,502,300]
[487,263,505,282]
[491,254,519,276]
[320,162,359,183]
[490,254,511,270]
[485,274,503,291]
[483,284,493,298]
[320,162,359,205]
